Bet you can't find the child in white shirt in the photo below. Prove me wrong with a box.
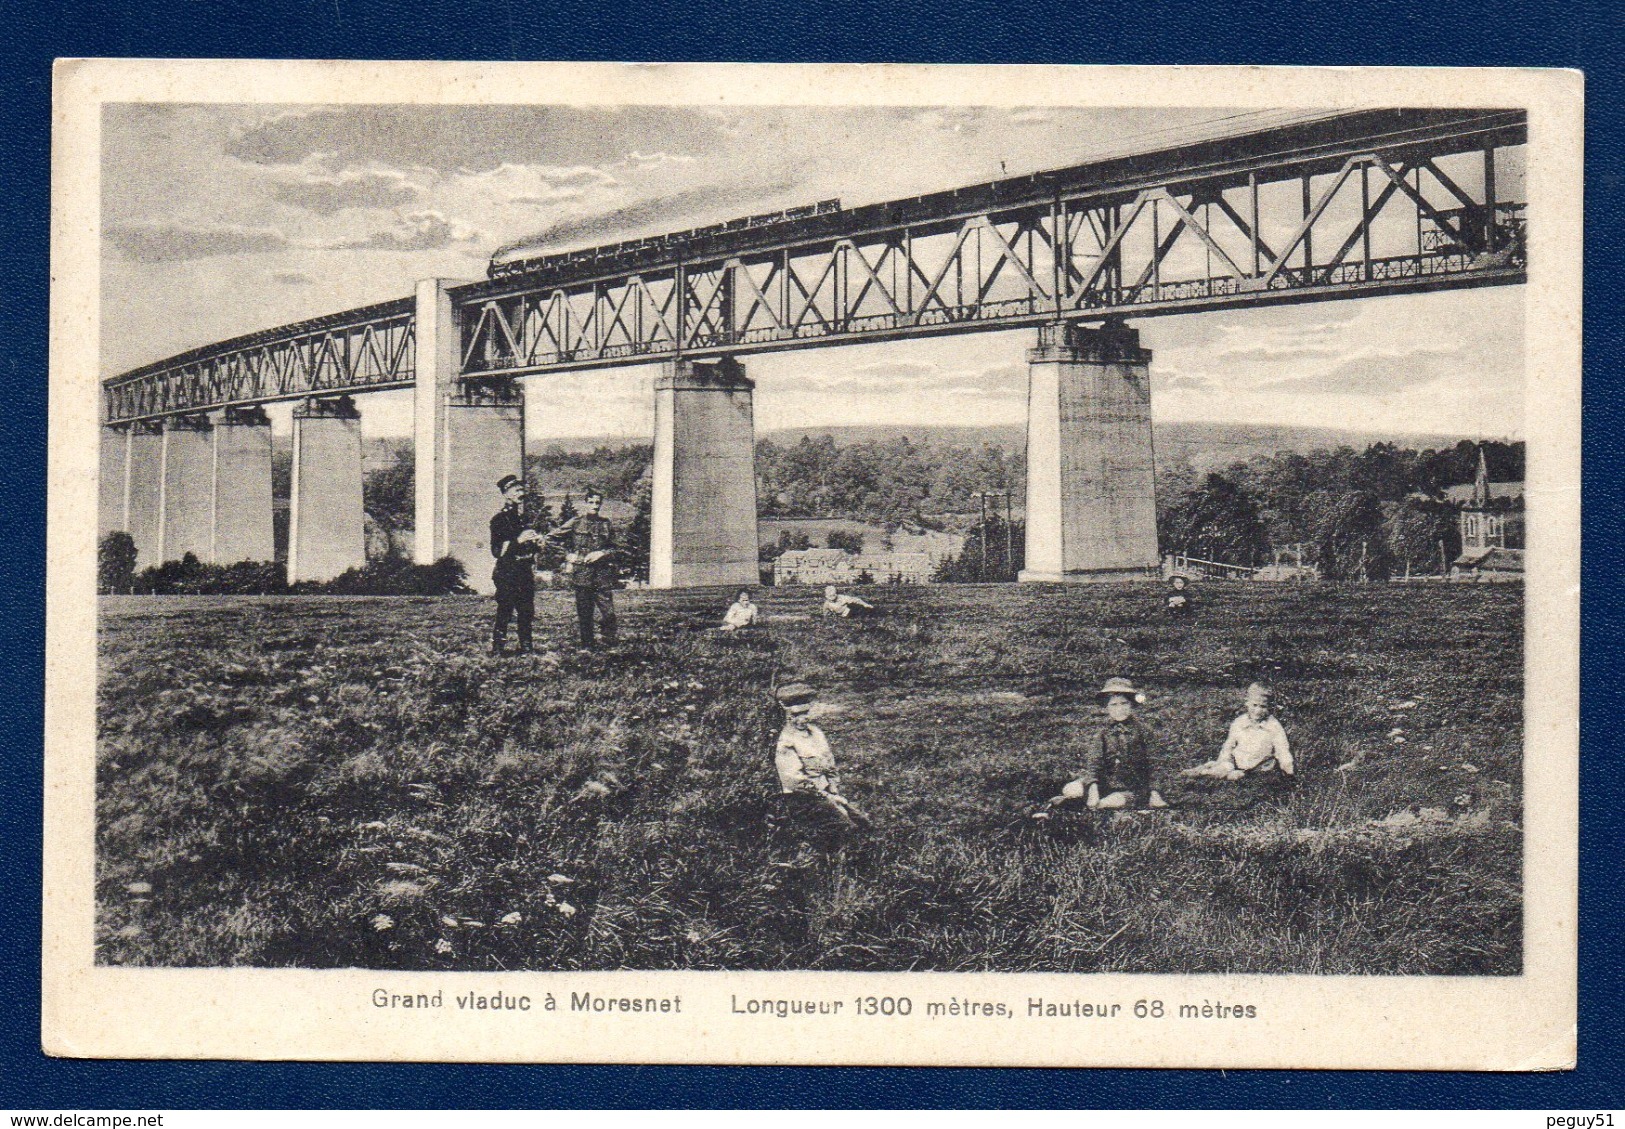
[1183,683,1295,780]
[720,590,759,631]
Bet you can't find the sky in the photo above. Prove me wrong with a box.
[100,103,1526,442]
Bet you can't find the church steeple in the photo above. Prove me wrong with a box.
[1473,446,1490,508]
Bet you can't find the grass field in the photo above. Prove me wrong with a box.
[96,581,1523,974]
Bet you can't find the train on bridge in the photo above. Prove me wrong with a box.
[487,199,844,281]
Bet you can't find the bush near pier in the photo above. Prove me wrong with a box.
[95,582,1521,974]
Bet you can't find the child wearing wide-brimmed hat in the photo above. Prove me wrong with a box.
[1035,677,1168,817]
[1182,683,1294,780]
[772,681,870,829]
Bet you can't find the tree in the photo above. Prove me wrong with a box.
[617,475,653,584]
[1165,474,1269,566]
[826,529,865,554]
[760,529,812,564]
[1316,490,1395,581]
[932,516,1025,582]
[363,444,414,557]
[98,532,138,593]
[1384,498,1459,577]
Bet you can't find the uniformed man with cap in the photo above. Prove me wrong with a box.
[545,489,618,650]
[489,474,541,655]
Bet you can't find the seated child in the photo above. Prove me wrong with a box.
[1182,683,1294,780]
[1165,574,1194,617]
[822,586,876,618]
[773,682,870,829]
[1036,677,1168,816]
[720,590,759,631]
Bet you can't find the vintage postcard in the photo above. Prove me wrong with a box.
[45,61,1581,1067]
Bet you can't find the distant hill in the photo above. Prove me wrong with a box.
[1148,422,1480,474]
[535,422,1483,474]
[536,422,1488,464]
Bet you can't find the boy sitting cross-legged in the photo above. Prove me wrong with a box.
[1034,677,1168,818]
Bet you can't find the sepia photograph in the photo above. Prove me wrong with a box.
[45,61,1580,1067]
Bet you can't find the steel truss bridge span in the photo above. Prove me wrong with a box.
[103,108,1526,425]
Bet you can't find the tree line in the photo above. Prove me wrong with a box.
[1157,440,1524,579]
[207,432,1524,591]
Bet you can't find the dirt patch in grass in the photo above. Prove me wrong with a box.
[96,582,1522,973]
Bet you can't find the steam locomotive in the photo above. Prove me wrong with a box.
[486,199,843,281]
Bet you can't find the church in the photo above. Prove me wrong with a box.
[1448,448,1524,582]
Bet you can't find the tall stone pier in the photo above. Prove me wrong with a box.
[1019,320,1161,583]
[99,426,128,541]
[122,421,164,570]
[414,278,522,596]
[289,396,366,583]
[159,414,215,564]
[212,406,275,564]
[651,357,759,589]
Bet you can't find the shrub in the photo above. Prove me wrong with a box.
[127,553,468,596]
[98,532,138,593]
[133,553,289,595]
[293,556,471,596]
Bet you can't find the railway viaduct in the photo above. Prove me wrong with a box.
[99,109,1527,592]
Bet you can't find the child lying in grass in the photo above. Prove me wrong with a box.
[1035,677,1168,817]
[773,681,870,830]
[1182,683,1295,781]
[822,586,876,618]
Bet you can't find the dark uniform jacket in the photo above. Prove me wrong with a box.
[553,513,616,588]
[1078,717,1156,798]
[489,505,537,582]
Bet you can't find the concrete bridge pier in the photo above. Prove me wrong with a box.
[121,421,164,570]
[289,396,366,583]
[159,413,214,565]
[212,406,274,564]
[99,425,128,541]
[651,357,759,589]
[1019,320,1161,583]
[413,278,524,595]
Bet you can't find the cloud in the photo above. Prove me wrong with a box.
[267,169,418,215]
[789,359,1023,398]
[1257,350,1459,397]
[1206,317,1362,362]
[452,162,618,207]
[331,210,478,253]
[225,105,727,176]
[272,270,314,285]
[1153,369,1216,392]
[106,221,288,262]
[851,359,939,379]
[621,151,695,170]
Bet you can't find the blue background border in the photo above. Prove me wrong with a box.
[4,0,1615,1108]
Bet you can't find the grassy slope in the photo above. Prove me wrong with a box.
[96,583,1522,974]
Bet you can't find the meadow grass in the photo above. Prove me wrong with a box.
[95,582,1522,973]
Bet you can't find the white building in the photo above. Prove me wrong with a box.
[774,548,935,586]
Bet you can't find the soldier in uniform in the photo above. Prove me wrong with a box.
[489,474,541,655]
[546,489,618,650]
